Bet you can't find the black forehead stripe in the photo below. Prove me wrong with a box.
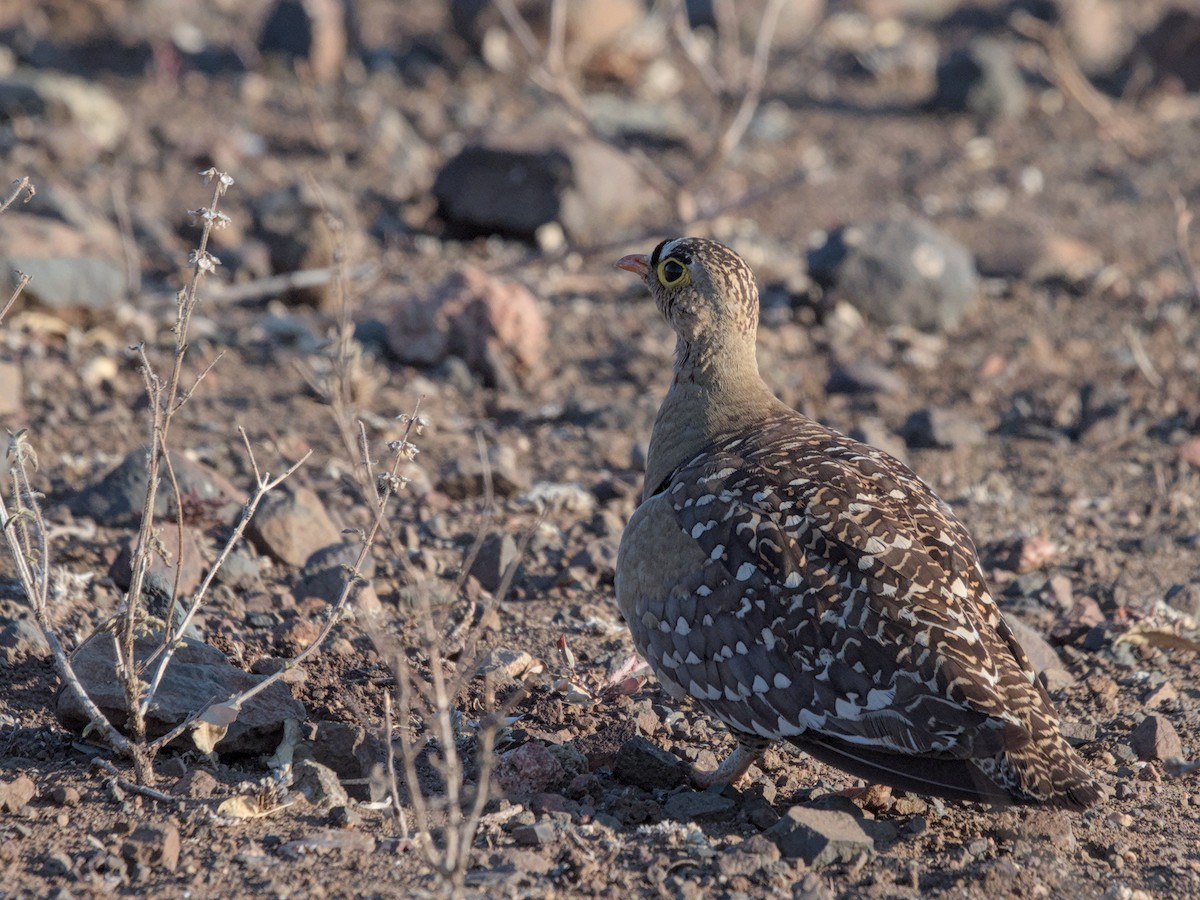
[650,239,669,269]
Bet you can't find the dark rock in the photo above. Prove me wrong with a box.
[765,805,877,866]
[434,146,566,239]
[212,547,262,590]
[120,823,181,873]
[1129,715,1184,762]
[494,742,565,798]
[511,822,556,847]
[901,407,986,449]
[294,541,374,609]
[293,758,350,809]
[172,769,219,799]
[50,785,80,806]
[1050,597,1106,645]
[569,537,618,577]
[1127,9,1200,94]
[1165,583,1200,618]
[613,736,687,791]
[438,445,530,500]
[574,718,637,770]
[0,599,49,663]
[42,851,73,878]
[663,789,736,821]
[469,533,520,593]
[328,804,361,828]
[715,833,782,880]
[968,223,1102,284]
[56,631,305,755]
[258,0,346,84]
[929,38,1027,120]
[305,721,387,802]
[433,139,653,244]
[109,524,206,631]
[68,448,241,528]
[807,217,978,332]
[246,485,342,568]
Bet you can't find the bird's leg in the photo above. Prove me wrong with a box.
[691,736,773,789]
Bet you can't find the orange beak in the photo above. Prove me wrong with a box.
[615,254,650,278]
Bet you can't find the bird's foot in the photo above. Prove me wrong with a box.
[689,738,771,789]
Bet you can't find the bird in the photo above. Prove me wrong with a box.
[613,236,1102,809]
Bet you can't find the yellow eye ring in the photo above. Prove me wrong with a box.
[657,257,689,287]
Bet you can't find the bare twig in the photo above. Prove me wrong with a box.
[1123,324,1162,389]
[491,0,684,211]
[1011,12,1145,155]
[383,692,410,840]
[1,432,138,761]
[122,171,235,776]
[0,176,35,214]
[703,0,786,178]
[92,758,177,804]
[141,433,312,729]
[0,271,31,328]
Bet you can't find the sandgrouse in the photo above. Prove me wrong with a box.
[614,237,1101,809]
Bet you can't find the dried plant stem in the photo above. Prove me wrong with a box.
[1011,12,1144,155]
[0,176,34,214]
[0,271,31,328]
[141,432,312,731]
[1,434,139,762]
[491,0,684,212]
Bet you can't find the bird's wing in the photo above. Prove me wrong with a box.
[623,418,1044,764]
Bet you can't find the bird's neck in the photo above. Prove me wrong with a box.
[644,341,785,499]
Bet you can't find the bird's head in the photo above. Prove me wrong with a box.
[617,237,760,369]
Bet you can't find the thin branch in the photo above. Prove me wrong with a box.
[1011,12,1145,155]
[92,758,177,804]
[141,437,313,727]
[690,0,786,185]
[1,433,138,760]
[0,177,35,214]
[0,271,31,328]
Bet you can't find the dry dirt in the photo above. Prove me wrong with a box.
[2,1,1200,898]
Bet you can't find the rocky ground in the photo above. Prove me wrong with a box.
[2,0,1200,897]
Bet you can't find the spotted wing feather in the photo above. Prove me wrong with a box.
[621,415,1099,806]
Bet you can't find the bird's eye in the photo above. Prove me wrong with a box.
[657,257,688,287]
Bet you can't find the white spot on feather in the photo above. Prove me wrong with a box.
[774,672,792,690]
[735,562,756,581]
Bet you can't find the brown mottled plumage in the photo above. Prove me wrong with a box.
[614,237,1102,809]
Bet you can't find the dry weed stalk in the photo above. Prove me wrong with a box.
[0,177,35,326]
[1010,12,1145,156]
[493,0,789,224]
[1,170,333,783]
[308,233,513,893]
